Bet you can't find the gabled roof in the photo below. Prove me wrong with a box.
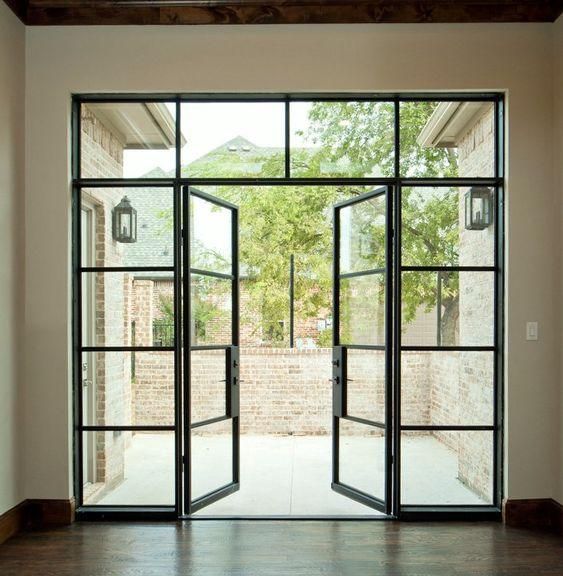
[185,135,287,177]
[190,136,284,163]
[124,136,279,269]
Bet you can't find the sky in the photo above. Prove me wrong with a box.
[119,101,318,271]
[123,102,313,178]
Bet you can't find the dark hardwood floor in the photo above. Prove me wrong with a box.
[0,521,561,575]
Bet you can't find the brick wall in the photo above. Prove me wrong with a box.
[133,348,434,434]
[81,106,124,178]
[133,352,175,425]
[81,105,131,495]
[456,105,495,500]
[427,105,496,501]
[239,348,332,434]
[132,279,154,346]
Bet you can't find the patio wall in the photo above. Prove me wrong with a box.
[131,347,492,500]
[133,349,437,435]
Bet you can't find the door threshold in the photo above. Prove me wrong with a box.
[181,514,392,521]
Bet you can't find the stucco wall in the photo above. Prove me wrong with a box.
[24,23,559,504]
[0,3,25,516]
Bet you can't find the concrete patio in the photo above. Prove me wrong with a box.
[95,433,488,514]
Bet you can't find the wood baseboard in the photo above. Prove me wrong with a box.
[504,498,563,535]
[25,498,76,529]
[0,502,27,546]
[0,498,75,546]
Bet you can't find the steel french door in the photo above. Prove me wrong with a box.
[183,186,240,514]
[331,186,392,514]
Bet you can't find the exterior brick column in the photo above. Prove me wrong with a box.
[133,279,154,347]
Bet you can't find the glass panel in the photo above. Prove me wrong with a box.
[194,184,365,206]
[82,431,175,505]
[191,349,228,424]
[82,352,174,426]
[191,274,232,346]
[81,102,176,179]
[402,187,495,267]
[401,271,494,347]
[338,418,385,500]
[401,431,493,505]
[82,272,175,347]
[340,273,385,346]
[191,418,233,501]
[82,188,174,268]
[346,349,385,423]
[401,351,494,426]
[291,101,395,177]
[181,102,285,178]
[400,101,495,178]
[190,184,367,348]
[190,195,232,274]
[339,193,386,274]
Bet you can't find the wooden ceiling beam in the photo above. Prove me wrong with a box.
[3,0,27,22]
[5,0,563,26]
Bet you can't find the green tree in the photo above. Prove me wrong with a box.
[298,101,460,344]
[166,101,460,345]
[156,282,229,345]
[191,183,358,345]
[184,139,370,345]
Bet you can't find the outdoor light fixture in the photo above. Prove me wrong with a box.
[465,187,493,230]
[112,196,137,243]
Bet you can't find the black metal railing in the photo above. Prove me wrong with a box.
[153,322,175,347]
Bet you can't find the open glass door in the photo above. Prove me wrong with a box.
[184,186,240,514]
[332,187,392,514]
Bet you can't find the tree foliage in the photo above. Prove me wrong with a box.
[162,102,461,346]
[289,101,460,344]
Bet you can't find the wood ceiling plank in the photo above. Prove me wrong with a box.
[3,0,27,22]
[8,0,563,26]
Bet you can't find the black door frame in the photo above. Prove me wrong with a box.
[331,187,393,514]
[183,186,241,515]
[72,93,504,521]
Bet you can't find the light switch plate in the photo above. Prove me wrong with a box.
[526,321,538,341]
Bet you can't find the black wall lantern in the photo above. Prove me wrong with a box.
[465,187,493,230]
[112,196,137,243]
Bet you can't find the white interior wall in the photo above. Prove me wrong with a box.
[0,2,25,516]
[24,22,559,503]
[555,14,563,506]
